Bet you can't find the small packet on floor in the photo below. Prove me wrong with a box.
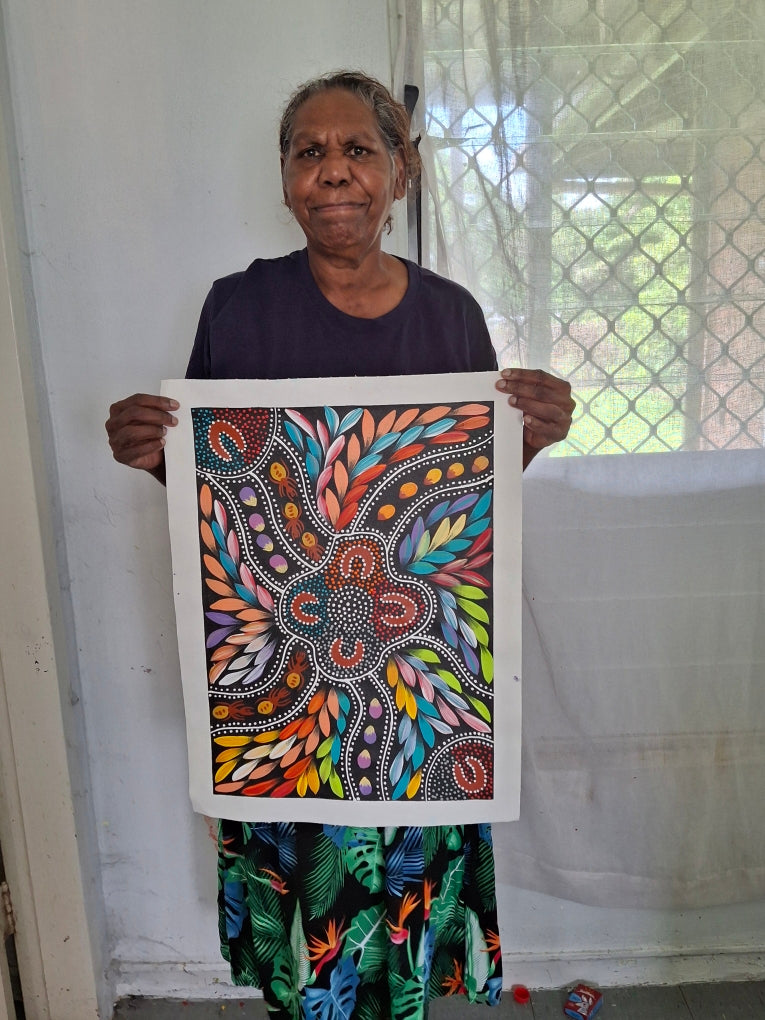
[563,983,603,1019]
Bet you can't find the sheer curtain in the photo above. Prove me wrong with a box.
[394,0,765,907]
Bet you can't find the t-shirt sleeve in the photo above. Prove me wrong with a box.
[467,299,498,372]
[185,287,215,380]
[185,272,247,379]
[416,263,498,373]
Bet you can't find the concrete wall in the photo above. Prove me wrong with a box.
[2,0,763,1006]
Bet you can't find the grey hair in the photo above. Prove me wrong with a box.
[279,70,421,185]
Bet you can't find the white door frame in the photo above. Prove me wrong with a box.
[0,867,16,1020]
[0,13,102,1020]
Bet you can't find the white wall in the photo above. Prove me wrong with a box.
[0,0,399,1002]
[2,0,764,1008]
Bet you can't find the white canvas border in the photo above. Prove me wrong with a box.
[161,373,522,824]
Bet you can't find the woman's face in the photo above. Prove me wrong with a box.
[281,89,406,263]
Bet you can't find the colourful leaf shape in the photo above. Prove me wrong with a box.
[455,403,490,415]
[283,419,304,450]
[452,584,488,600]
[361,409,375,447]
[456,598,490,624]
[416,404,451,423]
[200,520,216,551]
[389,443,425,463]
[431,430,469,443]
[285,408,317,438]
[200,484,213,518]
[316,420,330,453]
[375,409,396,437]
[325,434,346,466]
[481,646,494,681]
[421,418,457,437]
[369,432,399,454]
[346,432,361,470]
[324,405,340,436]
[338,407,363,433]
[333,460,348,501]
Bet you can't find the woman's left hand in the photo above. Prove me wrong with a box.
[496,368,576,469]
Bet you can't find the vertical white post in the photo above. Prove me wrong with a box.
[0,14,103,1020]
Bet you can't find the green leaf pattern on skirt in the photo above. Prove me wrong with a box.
[218,821,502,1018]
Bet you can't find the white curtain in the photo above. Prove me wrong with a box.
[394,0,765,908]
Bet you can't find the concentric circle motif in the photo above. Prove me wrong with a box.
[193,407,270,473]
[281,535,430,679]
[425,739,494,800]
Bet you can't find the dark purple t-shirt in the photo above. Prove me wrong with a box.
[185,248,497,380]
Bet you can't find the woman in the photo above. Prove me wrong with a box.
[107,71,574,1019]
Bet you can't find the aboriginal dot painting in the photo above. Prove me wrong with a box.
[191,400,497,808]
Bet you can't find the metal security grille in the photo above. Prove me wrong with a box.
[419,0,765,454]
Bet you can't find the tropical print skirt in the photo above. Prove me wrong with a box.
[218,820,502,1018]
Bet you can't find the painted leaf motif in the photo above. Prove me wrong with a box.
[416,403,451,424]
[456,598,490,623]
[409,647,440,664]
[333,460,349,501]
[285,407,317,438]
[369,432,399,454]
[392,406,420,432]
[325,489,341,527]
[375,409,396,437]
[481,646,494,681]
[338,407,363,433]
[361,409,375,447]
[346,432,361,470]
[430,516,453,550]
[421,417,456,437]
[324,405,340,436]
[284,419,305,451]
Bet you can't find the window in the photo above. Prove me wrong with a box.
[416,0,765,454]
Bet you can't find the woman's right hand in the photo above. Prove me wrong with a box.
[105,393,179,479]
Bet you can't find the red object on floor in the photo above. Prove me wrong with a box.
[564,983,603,1019]
[512,984,531,1005]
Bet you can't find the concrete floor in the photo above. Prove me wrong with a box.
[113,981,765,1018]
